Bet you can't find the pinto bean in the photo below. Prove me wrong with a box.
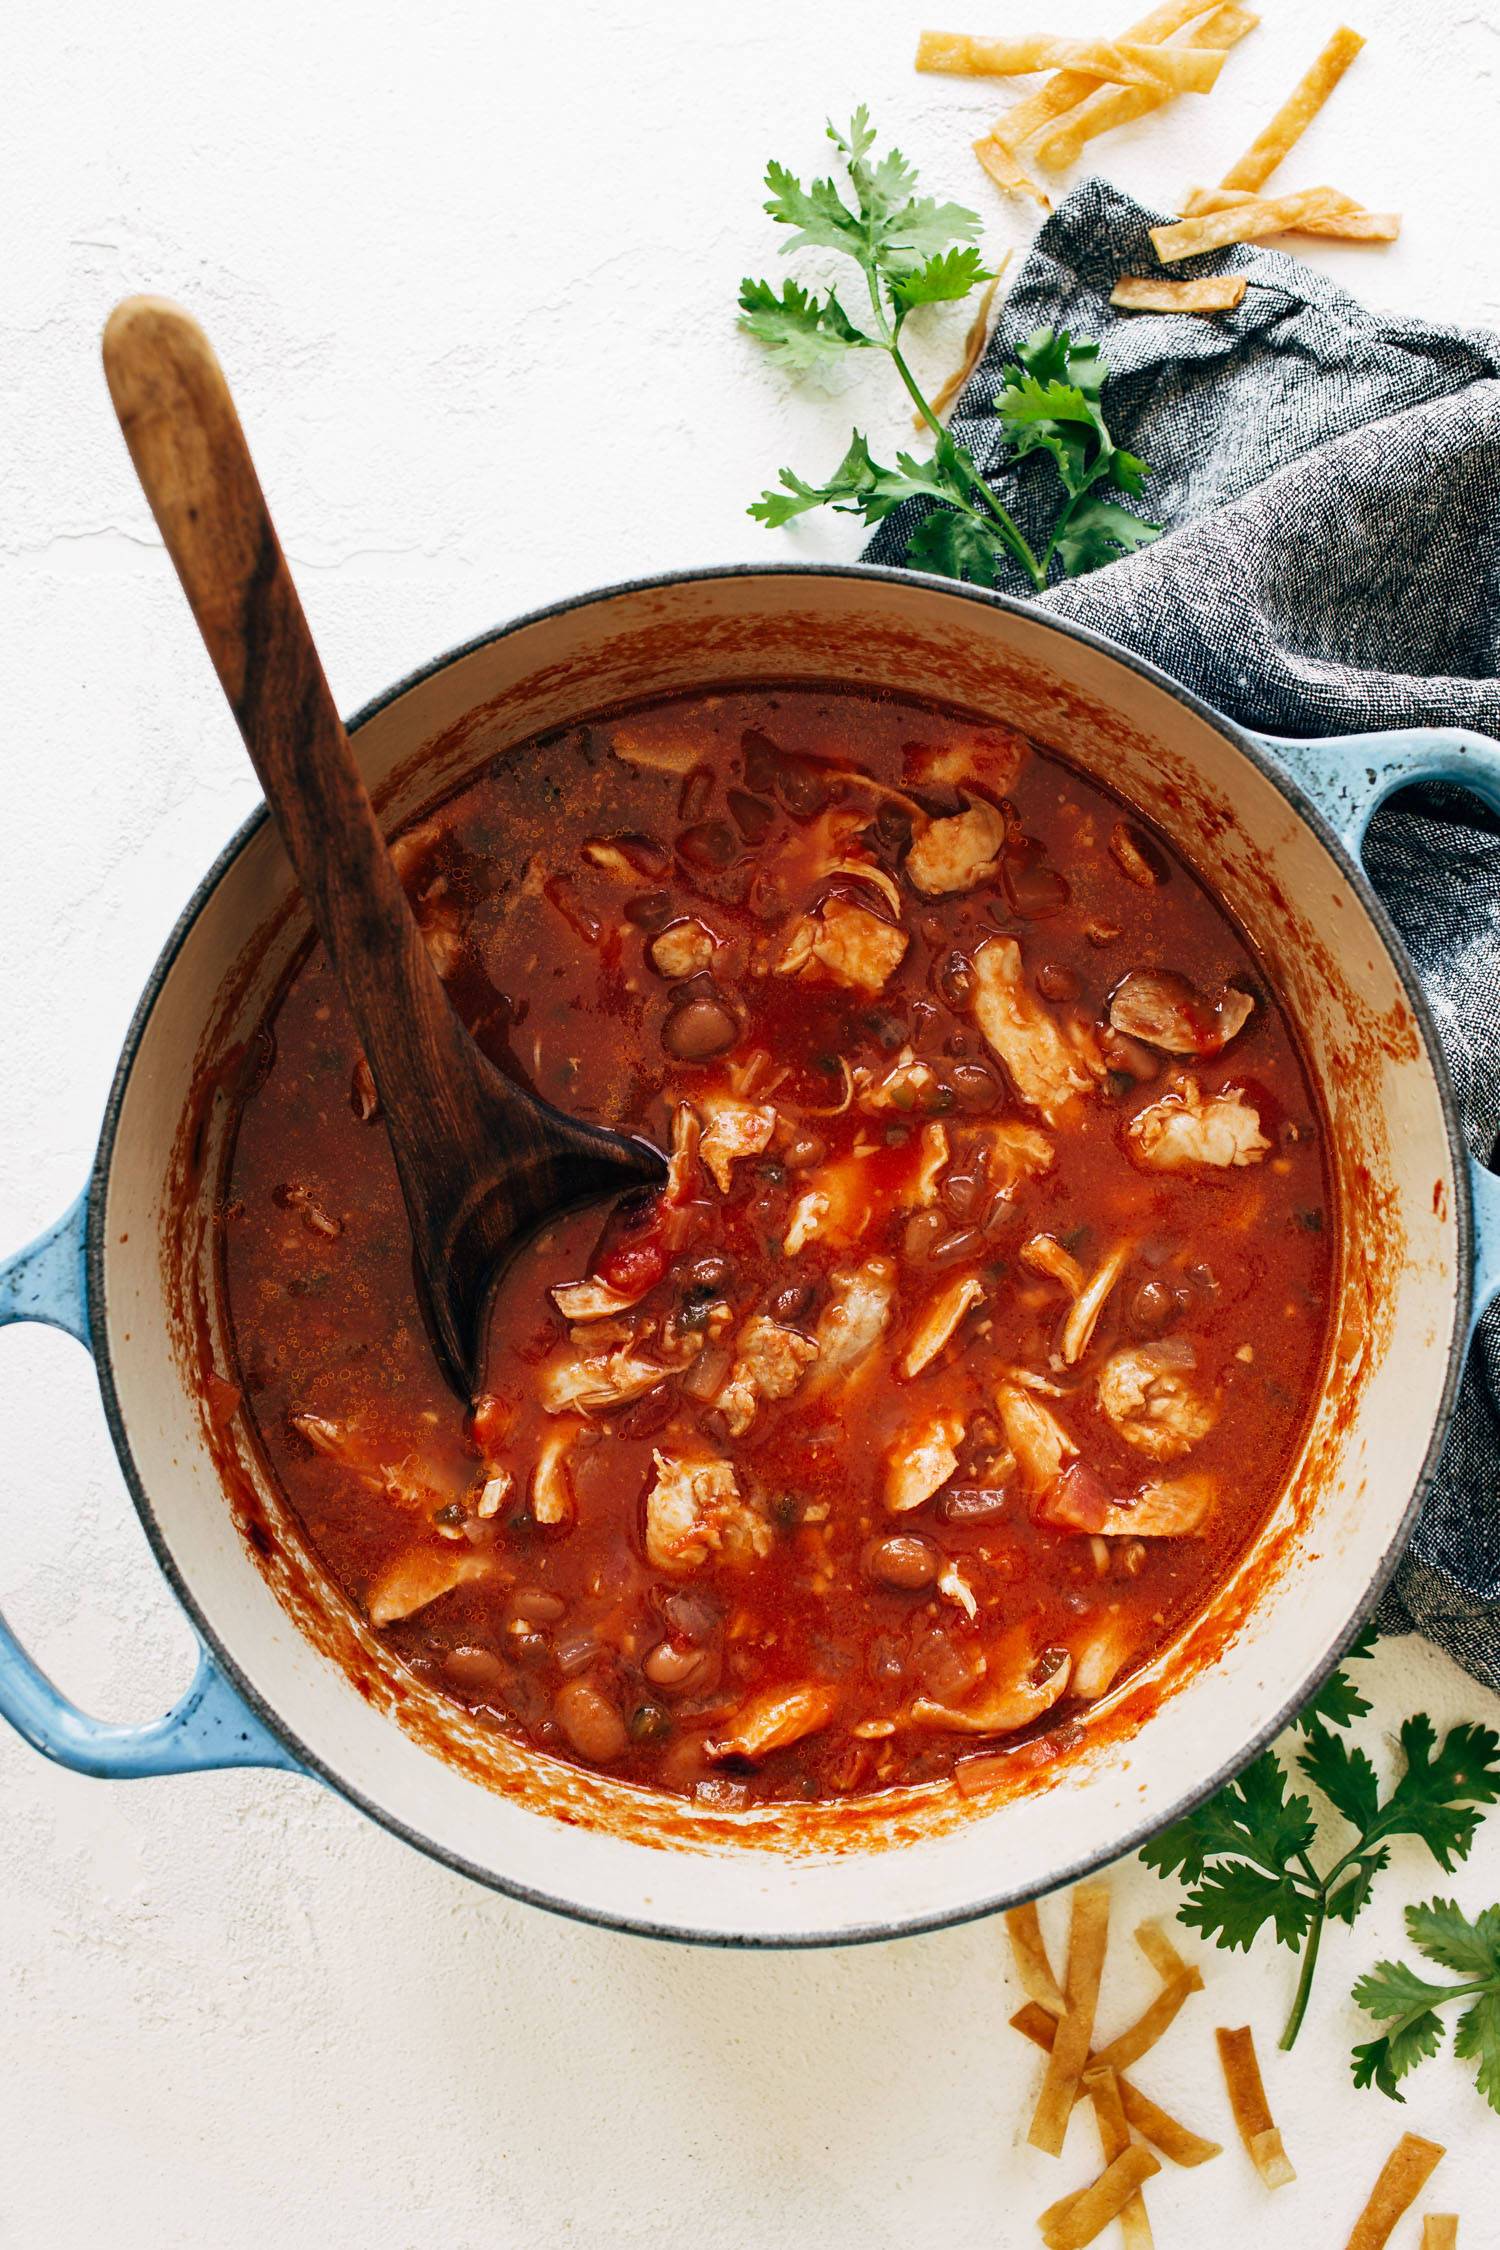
[554,1676,629,1762]
[662,996,738,1060]
[441,1646,504,1696]
[865,1534,940,1591]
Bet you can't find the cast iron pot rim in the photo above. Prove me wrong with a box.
[83,559,1474,1948]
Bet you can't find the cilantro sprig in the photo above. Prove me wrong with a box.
[1140,1624,1500,2050]
[738,110,1158,590]
[1352,1898,1500,2114]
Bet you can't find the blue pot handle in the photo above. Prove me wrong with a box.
[1253,724,1500,1338]
[0,1190,300,1778]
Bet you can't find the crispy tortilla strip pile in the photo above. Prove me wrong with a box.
[1150,26,1401,260]
[1005,1894,1221,2245]
[1344,2134,1447,2250]
[1215,2023,1295,2188]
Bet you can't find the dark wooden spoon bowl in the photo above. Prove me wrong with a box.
[102,296,664,1396]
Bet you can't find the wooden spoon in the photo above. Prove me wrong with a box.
[102,296,665,1396]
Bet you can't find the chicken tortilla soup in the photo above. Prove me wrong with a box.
[221,687,1335,1807]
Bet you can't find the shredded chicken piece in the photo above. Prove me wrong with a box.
[1109,969,1255,1057]
[995,1383,1078,1499]
[1022,1233,1086,1295]
[718,1316,819,1437]
[649,919,717,981]
[783,1153,871,1256]
[973,1118,1055,1194]
[664,1101,701,1202]
[705,1681,839,1762]
[530,1423,578,1524]
[971,937,1102,1124]
[899,1275,984,1379]
[776,896,909,993]
[807,1259,896,1390]
[609,725,701,774]
[643,1448,771,1575]
[908,1649,1072,1735]
[1098,1340,1218,1460]
[906,730,1027,794]
[699,1097,776,1194]
[366,1547,486,1628]
[937,1559,979,1619]
[290,1413,428,1510]
[857,1047,944,1113]
[1128,1078,1270,1172]
[885,1408,966,1512]
[1041,1462,1216,1538]
[902,1120,951,1208]
[1059,1241,1132,1366]
[538,1348,666,1417]
[1070,1613,1136,1700]
[550,1277,643,1322]
[1110,821,1161,887]
[905,798,1006,896]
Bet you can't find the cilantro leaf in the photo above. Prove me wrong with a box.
[1053,493,1161,574]
[1352,1899,1500,2115]
[889,245,992,312]
[1299,1721,1381,1835]
[737,279,874,369]
[742,112,1155,590]
[1298,1627,1377,1735]
[1178,1860,1317,1952]
[1369,1717,1500,1871]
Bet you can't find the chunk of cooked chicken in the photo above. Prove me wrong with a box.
[1021,1233,1086,1295]
[1040,1461,1215,1538]
[901,1120,951,1209]
[899,1275,985,1379]
[906,728,1027,794]
[538,1346,666,1416]
[885,1408,966,1512]
[643,1448,772,1575]
[1127,1078,1269,1171]
[995,1383,1078,1500]
[973,1118,1055,1194]
[366,1547,487,1628]
[664,1100,702,1202]
[807,1258,896,1390]
[649,919,717,981]
[1109,969,1254,1057]
[705,1681,839,1762]
[290,1413,430,1510]
[699,1097,776,1194]
[1098,1339,1218,1460]
[776,896,909,993]
[904,798,1006,896]
[718,1315,819,1437]
[530,1422,579,1524]
[783,1152,872,1256]
[1069,1612,1135,1700]
[971,937,1102,1125]
[1059,1241,1132,1366]
[857,1048,943,1113]
[908,1647,1072,1735]
[550,1277,643,1322]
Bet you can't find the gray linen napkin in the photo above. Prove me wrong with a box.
[864,180,1500,1690]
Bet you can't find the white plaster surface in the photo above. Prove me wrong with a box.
[2,1,1498,2241]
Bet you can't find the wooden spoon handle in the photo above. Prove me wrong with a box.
[100,295,490,1157]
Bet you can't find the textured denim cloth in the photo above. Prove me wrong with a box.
[864,181,1500,1690]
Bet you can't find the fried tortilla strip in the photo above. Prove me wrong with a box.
[1215,2024,1295,2188]
[1150,185,1347,262]
[1083,2068,1153,2250]
[1034,4,1257,170]
[1111,273,1247,311]
[1005,1899,1068,2016]
[1028,1881,1111,2155]
[1344,2136,1447,2250]
[1134,1917,1196,1984]
[1181,183,1399,238]
[1010,2004,1223,2165]
[1039,2147,1162,2250]
[1421,2221,1458,2250]
[1093,1974,1202,2074]
[982,0,1215,153]
[920,269,1008,427]
[1219,24,1366,191]
[973,135,1053,208]
[916,31,1226,91]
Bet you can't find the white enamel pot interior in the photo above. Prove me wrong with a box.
[91,565,1467,1944]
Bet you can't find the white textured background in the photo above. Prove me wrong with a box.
[2,2,1498,2242]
